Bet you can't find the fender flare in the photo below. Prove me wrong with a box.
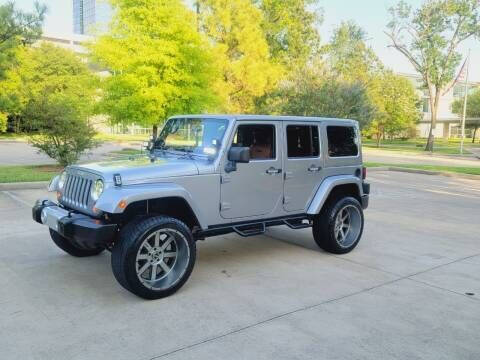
[306,175,363,215]
[94,182,207,229]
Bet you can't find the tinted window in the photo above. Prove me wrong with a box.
[287,125,319,158]
[327,126,358,157]
[232,124,275,160]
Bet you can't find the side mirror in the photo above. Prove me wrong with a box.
[228,147,250,163]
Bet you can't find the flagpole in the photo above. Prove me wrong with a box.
[460,49,470,155]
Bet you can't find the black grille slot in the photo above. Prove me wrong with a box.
[62,174,92,208]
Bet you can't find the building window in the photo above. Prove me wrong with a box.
[327,126,359,157]
[286,125,319,158]
[422,98,430,113]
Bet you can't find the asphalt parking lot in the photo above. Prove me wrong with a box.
[1,171,479,360]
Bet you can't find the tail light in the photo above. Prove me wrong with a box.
[362,166,367,180]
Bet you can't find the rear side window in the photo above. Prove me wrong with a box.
[327,126,358,157]
[232,124,276,160]
[287,125,319,158]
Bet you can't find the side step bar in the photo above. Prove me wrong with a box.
[195,214,312,239]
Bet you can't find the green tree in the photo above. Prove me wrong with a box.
[0,43,99,166]
[325,21,383,84]
[254,0,321,70]
[198,0,282,113]
[452,88,480,143]
[386,0,480,151]
[0,1,45,80]
[366,72,421,146]
[0,112,6,132]
[89,0,218,130]
[256,66,375,128]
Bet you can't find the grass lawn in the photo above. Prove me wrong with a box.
[0,133,28,141]
[0,165,62,183]
[362,138,480,155]
[365,162,480,176]
[95,133,149,142]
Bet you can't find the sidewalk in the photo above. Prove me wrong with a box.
[363,148,480,167]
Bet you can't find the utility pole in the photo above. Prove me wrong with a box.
[460,49,470,155]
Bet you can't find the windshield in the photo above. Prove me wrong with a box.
[155,118,229,157]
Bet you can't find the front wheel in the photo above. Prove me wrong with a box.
[111,216,196,299]
[312,196,364,254]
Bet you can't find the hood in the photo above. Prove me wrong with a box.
[69,155,199,184]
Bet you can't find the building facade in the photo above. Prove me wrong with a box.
[73,0,112,35]
[401,73,480,139]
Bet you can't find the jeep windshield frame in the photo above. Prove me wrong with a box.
[154,117,229,158]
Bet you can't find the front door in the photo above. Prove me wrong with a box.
[283,122,324,212]
[220,121,283,219]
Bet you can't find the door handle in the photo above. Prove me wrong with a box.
[308,165,321,172]
[266,167,282,175]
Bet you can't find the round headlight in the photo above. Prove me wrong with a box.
[58,172,67,189]
[91,179,104,201]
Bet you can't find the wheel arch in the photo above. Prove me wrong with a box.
[307,175,363,215]
[94,183,206,229]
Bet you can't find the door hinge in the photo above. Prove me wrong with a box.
[284,171,293,180]
[283,196,291,204]
[220,202,231,211]
[221,175,231,184]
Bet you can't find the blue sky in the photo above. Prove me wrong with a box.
[4,0,480,81]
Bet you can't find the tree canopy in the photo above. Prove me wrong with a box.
[0,1,45,79]
[89,0,219,128]
[326,21,383,84]
[254,0,321,70]
[198,0,283,113]
[0,43,99,165]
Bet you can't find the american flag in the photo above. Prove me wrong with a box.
[443,56,469,95]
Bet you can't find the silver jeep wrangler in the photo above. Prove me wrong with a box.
[33,115,370,299]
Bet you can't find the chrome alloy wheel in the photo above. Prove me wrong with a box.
[135,228,190,291]
[334,205,362,248]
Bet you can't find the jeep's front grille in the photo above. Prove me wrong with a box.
[62,174,93,209]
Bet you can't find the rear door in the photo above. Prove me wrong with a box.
[283,122,324,212]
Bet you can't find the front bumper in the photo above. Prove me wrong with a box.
[32,200,117,250]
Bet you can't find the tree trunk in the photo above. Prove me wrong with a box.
[473,126,478,143]
[376,132,381,147]
[152,124,158,140]
[425,89,440,152]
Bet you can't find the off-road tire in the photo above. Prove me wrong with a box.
[111,216,196,300]
[49,229,104,257]
[312,196,364,254]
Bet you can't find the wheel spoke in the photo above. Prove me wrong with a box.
[153,231,160,247]
[137,253,149,260]
[160,237,173,251]
[150,264,158,281]
[341,212,349,222]
[138,262,150,276]
[159,261,171,273]
[339,228,345,242]
[143,242,153,251]
[163,251,177,258]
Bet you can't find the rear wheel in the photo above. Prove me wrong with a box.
[49,229,104,257]
[111,216,196,299]
[312,196,364,254]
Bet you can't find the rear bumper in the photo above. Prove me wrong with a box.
[361,182,370,209]
[32,199,117,250]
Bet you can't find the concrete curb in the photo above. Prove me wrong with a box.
[0,181,49,191]
[368,166,480,180]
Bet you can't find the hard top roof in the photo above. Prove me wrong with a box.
[169,114,357,124]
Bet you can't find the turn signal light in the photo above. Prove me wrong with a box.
[362,166,367,180]
[118,200,127,209]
